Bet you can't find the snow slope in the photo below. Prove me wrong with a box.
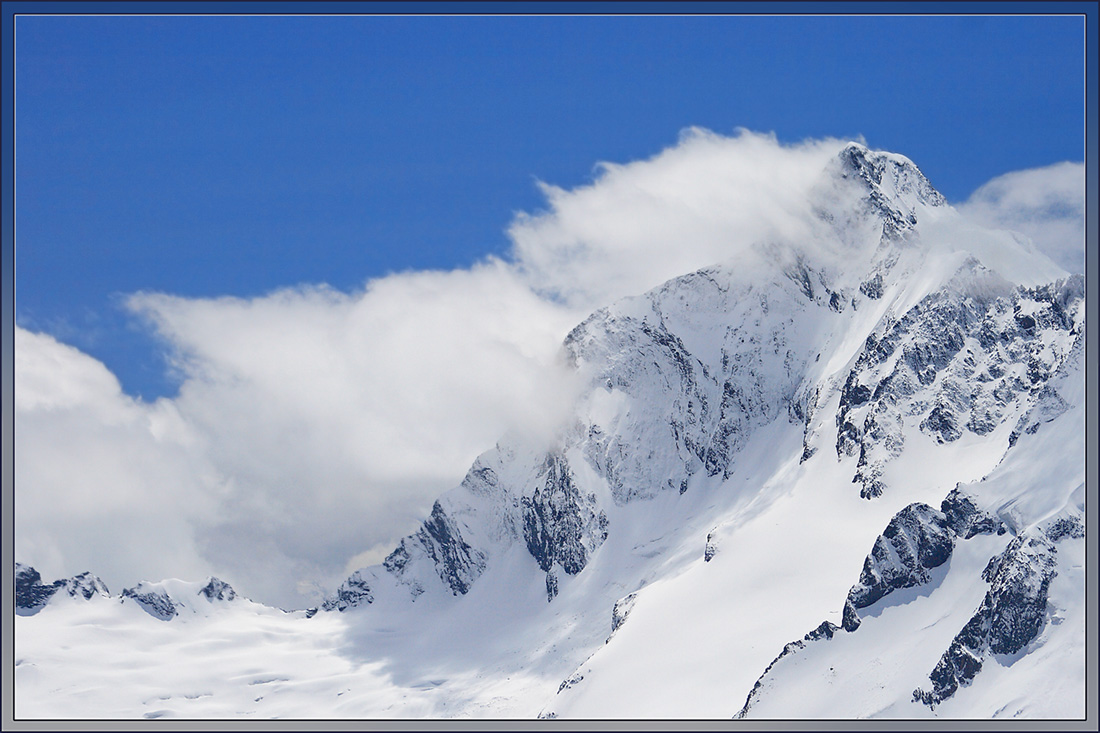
[14,142,1086,720]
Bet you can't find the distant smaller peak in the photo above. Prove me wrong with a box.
[15,562,41,583]
[321,570,374,612]
[199,576,238,602]
[121,582,180,620]
[57,572,110,600]
[15,563,53,614]
[15,564,110,613]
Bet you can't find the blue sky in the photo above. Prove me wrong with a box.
[15,12,1086,400]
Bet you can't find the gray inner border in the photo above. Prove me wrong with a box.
[1,3,1096,731]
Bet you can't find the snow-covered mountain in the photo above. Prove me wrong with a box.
[14,142,1086,719]
[15,563,110,615]
[16,564,273,621]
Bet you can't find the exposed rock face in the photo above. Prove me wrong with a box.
[15,564,61,615]
[859,272,884,300]
[121,585,179,621]
[419,501,485,595]
[318,145,971,608]
[741,476,1074,716]
[522,453,609,593]
[914,530,1060,708]
[842,489,1004,633]
[703,532,717,562]
[384,500,487,598]
[1044,514,1084,542]
[544,571,559,602]
[940,487,1004,540]
[336,254,824,605]
[321,571,373,612]
[844,503,955,621]
[16,565,110,615]
[17,566,249,620]
[557,671,584,695]
[199,577,237,602]
[609,593,637,638]
[835,269,1083,499]
[836,142,947,219]
[56,572,111,600]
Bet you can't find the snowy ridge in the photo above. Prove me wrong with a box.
[15,564,110,616]
[15,142,1085,719]
[17,567,265,621]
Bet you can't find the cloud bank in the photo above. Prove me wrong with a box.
[957,161,1084,274]
[14,130,1084,608]
[511,128,846,309]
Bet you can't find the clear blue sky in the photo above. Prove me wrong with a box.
[15,12,1085,399]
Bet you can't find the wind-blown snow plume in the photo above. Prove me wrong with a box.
[510,128,851,309]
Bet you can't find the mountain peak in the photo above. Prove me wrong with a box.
[199,577,238,602]
[15,564,111,615]
[58,572,111,600]
[834,141,946,211]
[14,136,1084,719]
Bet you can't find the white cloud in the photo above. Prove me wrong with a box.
[16,273,579,606]
[957,161,1084,274]
[121,263,583,606]
[16,129,1085,609]
[14,329,218,595]
[18,262,589,608]
[511,128,850,309]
